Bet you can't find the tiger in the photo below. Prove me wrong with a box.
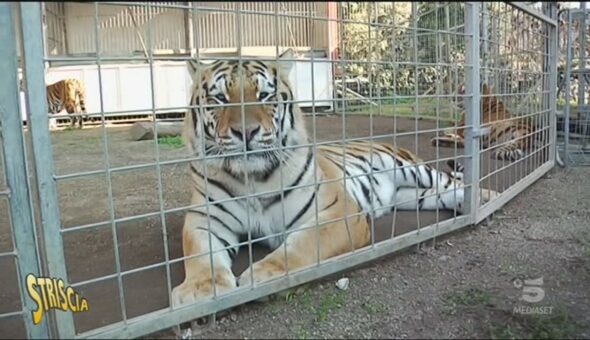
[430,84,542,161]
[46,78,87,129]
[171,50,499,307]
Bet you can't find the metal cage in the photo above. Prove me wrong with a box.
[0,2,558,339]
[558,3,590,166]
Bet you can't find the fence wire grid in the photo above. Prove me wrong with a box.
[0,2,558,339]
[558,4,590,166]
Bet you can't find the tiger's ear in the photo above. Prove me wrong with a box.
[482,84,491,95]
[277,48,296,74]
[186,59,203,78]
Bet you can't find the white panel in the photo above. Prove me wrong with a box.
[152,62,192,110]
[23,60,333,123]
[81,67,103,115]
[98,68,119,113]
[289,58,334,108]
[119,66,153,112]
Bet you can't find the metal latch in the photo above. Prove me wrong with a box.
[471,126,491,138]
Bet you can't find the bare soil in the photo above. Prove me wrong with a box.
[1,114,569,339]
[153,165,590,340]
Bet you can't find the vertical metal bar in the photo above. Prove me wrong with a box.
[432,2,442,248]
[482,3,489,86]
[18,2,75,337]
[464,2,481,222]
[545,2,558,166]
[273,2,289,277]
[579,3,587,108]
[40,2,49,68]
[338,3,354,251]
[365,1,376,251]
[234,2,254,289]
[61,3,68,55]
[389,1,399,239]
[579,3,589,149]
[93,1,128,325]
[0,3,50,338]
[411,2,421,237]
[564,9,573,165]
[145,2,173,313]
[185,1,194,56]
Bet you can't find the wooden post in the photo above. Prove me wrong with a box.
[185,1,194,56]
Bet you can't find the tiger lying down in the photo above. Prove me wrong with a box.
[171,50,499,307]
[430,84,544,161]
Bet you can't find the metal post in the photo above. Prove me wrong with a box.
[19,2,76,338]
[185,1,195,57]
[545,2,558,167]
[579,3,586,108]
[482,3,489,86]
[564,9,573,165]
[464,2,481,222]
[0,2,50,338]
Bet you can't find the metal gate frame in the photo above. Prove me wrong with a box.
[560,4,590,166]
[6,2,558,339]
[474,2,559,223]
[0,3,49,338]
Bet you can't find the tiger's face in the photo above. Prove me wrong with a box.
[185,50,307,177]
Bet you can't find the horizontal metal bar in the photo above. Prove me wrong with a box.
[478,143,550,182]
[0,310,25,320]
[78,214,470,339]
[44,56,473,69]
[507,2,557,26]
[93,1,472,34]
[476,161,553,224]
[60,155,472,235]
[0,251,17,259]
[66,179,472,288]
[54,130,470,180]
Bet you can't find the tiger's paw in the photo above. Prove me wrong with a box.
[481,188,500,204]
[171,269,236,308]
[431,132,462,146]
[237,260,286,287]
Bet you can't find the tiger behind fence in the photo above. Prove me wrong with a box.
[171,50,499,307]
[46,78,87,129]
[430,84,544,161]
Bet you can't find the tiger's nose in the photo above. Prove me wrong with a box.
[230,126,260,143]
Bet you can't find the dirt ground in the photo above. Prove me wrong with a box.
[151,165,590,340]
[0,114,561,338]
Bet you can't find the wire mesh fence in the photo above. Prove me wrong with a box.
[1,2,558,339]
[558,4,590,166]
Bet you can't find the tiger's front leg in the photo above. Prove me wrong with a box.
[171,213,239,307]
[237,192,370,287]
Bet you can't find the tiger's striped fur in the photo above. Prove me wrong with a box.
[171,50,498,306]
[430,84,541,161]
[46,78,87,129]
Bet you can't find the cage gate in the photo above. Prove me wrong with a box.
[558,3,590,166]
[1,2,558,339]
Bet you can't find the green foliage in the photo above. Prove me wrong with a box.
[157,135,184,148]
[340,3,466,97]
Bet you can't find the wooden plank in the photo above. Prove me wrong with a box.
[130,121,184,141]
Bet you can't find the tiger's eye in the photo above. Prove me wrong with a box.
[258,92,269,100]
